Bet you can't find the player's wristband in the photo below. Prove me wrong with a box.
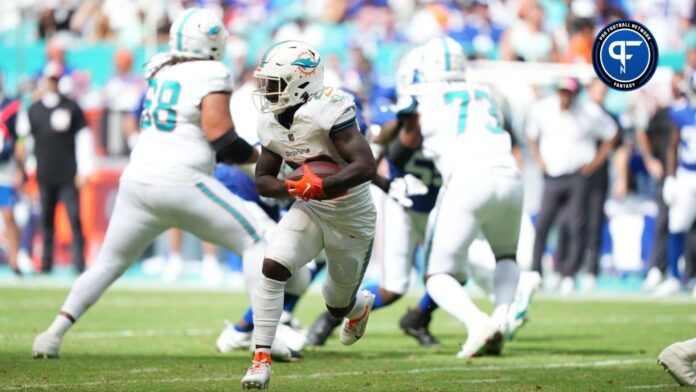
[211,129,254,164]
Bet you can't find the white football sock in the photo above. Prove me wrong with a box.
[47,314,72,337]
[61,262,126,320]
[426,274,487,330]
[251,275,285,348]
[346,291,368,320]
[492,259,520,325]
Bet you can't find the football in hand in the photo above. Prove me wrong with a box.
[287,161,341,182]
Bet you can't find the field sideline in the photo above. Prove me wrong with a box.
[0,287,691,391]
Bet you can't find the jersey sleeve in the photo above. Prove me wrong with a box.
[313,89,357,134]
[190,61,233,106]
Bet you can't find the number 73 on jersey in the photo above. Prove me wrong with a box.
[444,89,504,135]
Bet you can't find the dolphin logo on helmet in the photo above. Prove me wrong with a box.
[291,52,321,75]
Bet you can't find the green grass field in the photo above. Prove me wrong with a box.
[0,286,693,391]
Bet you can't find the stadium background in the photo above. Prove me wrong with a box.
[0,0,693,294]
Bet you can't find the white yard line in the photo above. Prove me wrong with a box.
[625,384,677,389]
[0,359,651,391]
[282,358,650,380]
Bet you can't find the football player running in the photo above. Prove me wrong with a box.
[241,41,377,390]
[32,9,266,358]
[211,162,312,361]
[306,102,443,347]
[398,37,523,358]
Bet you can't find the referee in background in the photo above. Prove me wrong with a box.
[28,63,86,274]
[525,78,617,292]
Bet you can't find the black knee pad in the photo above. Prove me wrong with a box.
[261,258,291,281]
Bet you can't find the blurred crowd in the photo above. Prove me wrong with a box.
[0,0,695,295]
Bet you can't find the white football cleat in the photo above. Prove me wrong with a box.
[559,277,575,295]
[506,271,542,340]
[643,267,663,291]
[216,321,251,353]
[162,255,184,282]
[457,318,503,358]
[17,250,34,274]
[32,331,62,359]
[339,290,375,346]
[241,352,272,390]
[201,255,223,286]
[654,277,681,297]
[658,340,696,386]
[581,274,597,292]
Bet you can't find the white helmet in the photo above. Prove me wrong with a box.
[169,8,228,61]
[395,46,426,96]
[417,36,467,83]
[253,40,324,114]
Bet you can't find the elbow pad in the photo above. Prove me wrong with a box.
[211,129,254,164]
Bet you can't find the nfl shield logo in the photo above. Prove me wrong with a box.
[288,134,295,142]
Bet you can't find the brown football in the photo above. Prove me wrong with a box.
[287,161,341,181]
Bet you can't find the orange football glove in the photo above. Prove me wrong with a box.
[285,164,325,201]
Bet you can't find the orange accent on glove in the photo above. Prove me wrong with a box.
[285,164,325,201]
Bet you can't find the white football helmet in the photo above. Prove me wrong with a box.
[169,8,228,61]
[253,40,324,114]
[395,46,426,96]
[417,36,467,83]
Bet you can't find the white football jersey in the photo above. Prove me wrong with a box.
[121,60,232,185]
[414,82,516,179]
[258,87,375,238]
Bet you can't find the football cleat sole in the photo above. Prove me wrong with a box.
[242,379,269,390]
